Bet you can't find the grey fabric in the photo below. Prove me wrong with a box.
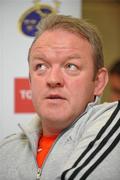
[0,99,120,180]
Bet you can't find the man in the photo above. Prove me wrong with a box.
[0,14,120,180]
[108,59,120,101]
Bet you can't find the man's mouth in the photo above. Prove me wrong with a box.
[46,94,66,100]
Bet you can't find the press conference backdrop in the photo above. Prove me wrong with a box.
[0,0,82,140]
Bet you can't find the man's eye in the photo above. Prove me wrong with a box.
[36,64,47,70]
[66,63,78,71]
[35,64,48,74]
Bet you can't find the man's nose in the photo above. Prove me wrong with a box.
[47,67,64,88]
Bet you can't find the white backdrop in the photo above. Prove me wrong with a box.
[0,0,82,140]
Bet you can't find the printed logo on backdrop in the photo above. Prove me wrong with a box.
[14,78,35,113]
[18,0,62,37]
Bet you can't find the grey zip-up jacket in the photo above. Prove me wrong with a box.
[0,99,120,180]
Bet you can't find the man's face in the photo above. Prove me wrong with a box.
[29,29,99,134]
[109,74,120,101]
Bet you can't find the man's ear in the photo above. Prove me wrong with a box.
[94,68,109,96]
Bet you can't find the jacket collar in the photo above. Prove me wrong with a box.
[19,96,100,155]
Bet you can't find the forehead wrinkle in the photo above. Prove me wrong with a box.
[33,44,81,50]
[30,47,82,65]
[32,46,82,59]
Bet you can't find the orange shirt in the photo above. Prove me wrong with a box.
[36,135,58,168]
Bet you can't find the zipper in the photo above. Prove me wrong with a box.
[35,130,68,179]
[18,108,88,179]
[36,168,42,180]
[35,111,88,179]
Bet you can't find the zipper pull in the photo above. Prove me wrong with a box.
[36,168,41,180]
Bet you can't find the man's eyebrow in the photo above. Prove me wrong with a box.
[66,54,81,60]
[30,56,45,63]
